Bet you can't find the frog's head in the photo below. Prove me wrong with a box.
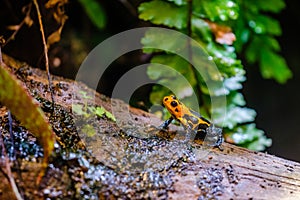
[162,95,183,117]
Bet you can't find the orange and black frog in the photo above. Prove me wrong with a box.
[160,95,224,149]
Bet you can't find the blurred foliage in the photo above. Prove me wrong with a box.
[137,0,289,151]
[77,0,107,30]
[233,0,291,83]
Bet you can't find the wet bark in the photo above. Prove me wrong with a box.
[0,54,300,200]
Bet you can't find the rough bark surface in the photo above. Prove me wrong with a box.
[0,54,300,200]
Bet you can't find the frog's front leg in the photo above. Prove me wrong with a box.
[158,116,174,130]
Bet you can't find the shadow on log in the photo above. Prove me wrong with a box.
[0,54,300,199]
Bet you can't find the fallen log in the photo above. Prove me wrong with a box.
[0,54,299,200]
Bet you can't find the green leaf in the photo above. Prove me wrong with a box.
[244,41,258,64]
[230,124,272,151]
[79,90,93,99]
[167,0,187,6]
[245,35,281,64]
[104,110,116,122]
[72,104,86,115]
[248,15,281,35]
[228,92,246,106]
[224,74,246,91]
[73,104,116,122]
[223,106,256,129]
[201,69,245,96]
[147,57,179,80]
[159,77,194,99]
[252,0,285,13]
[141,29,187,53]
[82,124,96,137]
[245,37,292,83]
[147,54,201,101]
[234,19,251,52]
[93,106,105,116]
[192,18,212,43]
[247,134,272,151]
[139,0,188,29]
[193,0,239,21]
[0,64,55,182]
[78,0,106,29]
[260,50,292,84]
[231,124,262,144]
[206,44,244,78]
[263,36,281,51]
[94,106,116,122]
[148,54,194,81]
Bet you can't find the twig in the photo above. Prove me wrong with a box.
[0,133,23,200]
[0,37,4,65]
[8,111,16,160]
[33,0,55,109]
[118,0,137,16]
[3,3,32,47]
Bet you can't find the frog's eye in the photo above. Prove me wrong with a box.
[170,101,178,107]
[171,95,177,100]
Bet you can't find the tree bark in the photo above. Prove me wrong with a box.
[0,54,299,200]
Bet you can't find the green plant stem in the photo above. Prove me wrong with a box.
[186,0,208,114]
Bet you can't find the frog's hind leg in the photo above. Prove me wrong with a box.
[184,129,197,143]
[206,125,224,151]
[215,134,224,151]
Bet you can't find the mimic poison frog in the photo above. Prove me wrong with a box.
[160,95,224,149]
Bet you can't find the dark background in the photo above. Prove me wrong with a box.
[1,0,299,162]
[244,0,300,162]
